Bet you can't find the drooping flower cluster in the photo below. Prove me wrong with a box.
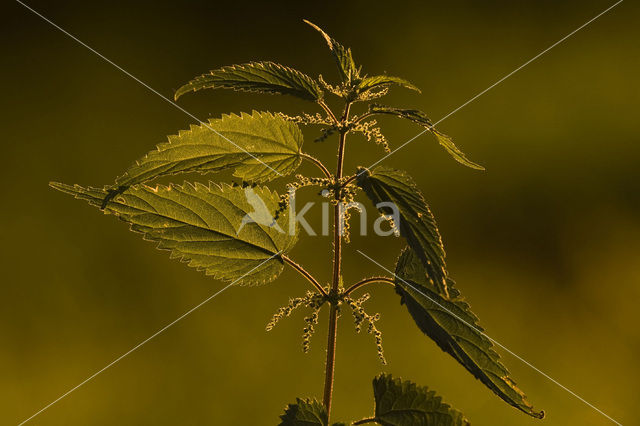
[344,292,386,364]
[351,119,390,152]
[266,290,327,353]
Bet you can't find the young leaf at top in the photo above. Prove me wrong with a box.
[368,373,470,426]
[393,249,544,419]
[368,105,484,170]
[279,398,328,426]
[355,75,421,100]
[50,182,298,285]
[303,20,359,84]
[113,111,304,191]
[356,166,449,297]
[174,61,323,102]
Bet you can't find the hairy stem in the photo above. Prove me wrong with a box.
[281,255,327,296]
[335,103,351,180]
[353,111,375,124]
[318,100,340,125]
[341,173,358,188]
[344,276,395,296]
[323,101,351,418]
[300,152,332,178]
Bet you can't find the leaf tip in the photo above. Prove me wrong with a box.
[302,19,332,45]
[49,181,73,194]
[174,86,186,101]
[302,19,319,30]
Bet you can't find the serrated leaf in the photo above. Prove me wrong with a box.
[394,249,544,419]
[114,111,304,190]
[368,105,484,170]
[371,373,470,426]
[279,398,328,426]
[356,75,421,96]
[356,167,449,296]
[50,181,297,285]
[175,61,322,101]
[303,20,359,84]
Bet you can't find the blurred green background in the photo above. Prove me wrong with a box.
[2,0,639,424]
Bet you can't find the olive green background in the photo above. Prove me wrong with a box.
[2,0,639,424]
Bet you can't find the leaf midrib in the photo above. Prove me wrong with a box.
[107,189,282,258]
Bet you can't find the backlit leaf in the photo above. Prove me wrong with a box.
[115,111,304,189]
[356,167,449,296]
[394,249,544,419]
[356,75,421,96]
[279,398,328,426]
[368,105,484,170]
[303,20,359,84]
[50,181,297,285]
[175,61,322,101]
[371,373,470,426]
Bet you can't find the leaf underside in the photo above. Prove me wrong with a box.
[114,111,304,189]
[368,105,484,170]
[357,167,449,295]
[51,181,298,285]
[279,398,328,426]
[174,61,323,102]
[303,20,359,84]
[372,374,470,426]
[394,249,544,419]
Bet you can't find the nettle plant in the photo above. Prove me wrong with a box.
[52,21,545,425]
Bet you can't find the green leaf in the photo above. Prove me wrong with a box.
[303,20,359,84]
[394,249,544,419]
[279,398,328,426]
[174,61,322,102]
[356,167,449,297]
[114,111,304,189]
[370,373,470,426]
[50,181,298,285]
[368,105,484,170]
[356,75,421,96]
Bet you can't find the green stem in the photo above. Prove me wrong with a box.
[281,255,327,296]
[318,100,340,125]
[300,152,332,178]
[340,173,358,188]
[322,101,351,418]
[353,111,375,124]
[344,277,395,296]
[340,173,357,187]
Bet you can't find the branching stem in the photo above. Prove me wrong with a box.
[318,100,340,125]
[354,111,375,124]
[281,255,327,296]
[323,100,352,418]
[344,277,395,296]
[341,173,358,188]
[300,152,332,178]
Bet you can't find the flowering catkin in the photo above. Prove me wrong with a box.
[266,290,327,353]
[345,293,387,364]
